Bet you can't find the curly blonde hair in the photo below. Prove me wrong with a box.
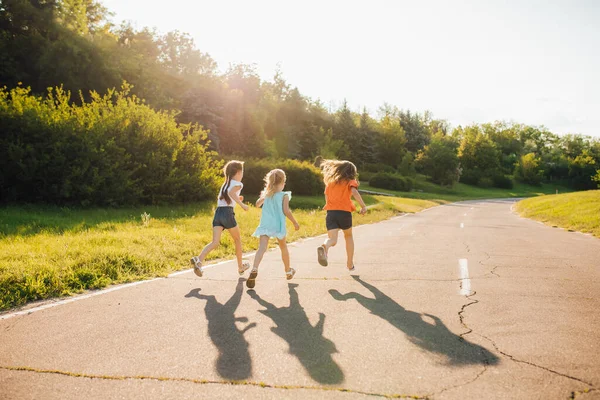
[321,160,358,185]
[262,169,286,198]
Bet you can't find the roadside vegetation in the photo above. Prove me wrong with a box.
[515,191,600,238]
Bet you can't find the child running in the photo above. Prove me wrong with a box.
[190,160,251,277]
[317,160,367,271]
[247,169,300,289]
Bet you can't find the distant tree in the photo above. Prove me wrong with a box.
[376,112,406,168]
[514,153,543,185]
[415,134,460,186]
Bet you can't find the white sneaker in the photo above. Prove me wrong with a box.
[190,256,203,277]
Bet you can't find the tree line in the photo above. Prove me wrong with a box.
[1,0,599,206]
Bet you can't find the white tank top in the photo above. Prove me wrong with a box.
[217,180,243,207]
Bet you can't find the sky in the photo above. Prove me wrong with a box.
[103,0,600,137]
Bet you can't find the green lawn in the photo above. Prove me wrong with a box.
[515,190,600,237]
[0,195,440,311]
[360,175,571,202]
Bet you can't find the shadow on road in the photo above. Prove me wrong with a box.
[248,283,344,385]
[185,278,255,380]
[329,276,499,366]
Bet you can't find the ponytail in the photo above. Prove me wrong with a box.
[219,160,244,205]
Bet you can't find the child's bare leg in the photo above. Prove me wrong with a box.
[198,226,224,262]
[343,228,354,269]
[252,236,270,270]
[277,237,291,273]
[227,226,245,272]
[323,229,339,253]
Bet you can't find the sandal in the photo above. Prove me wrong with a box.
[239,260,251,276]
[190,256,203,277]
[286,268,296,280]
[348,265,355,272]
[246,268,258,289]
[317,245,328,267]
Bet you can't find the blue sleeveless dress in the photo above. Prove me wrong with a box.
[252,191,292,239]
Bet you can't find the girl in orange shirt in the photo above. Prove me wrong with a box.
[317,160,367,271]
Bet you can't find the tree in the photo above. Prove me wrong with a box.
[514,153,543,186]
[415,134,460,186]
[376,112,406,168]
[568,151,597,190]
[456,125,501,186]
[335,100,360,162]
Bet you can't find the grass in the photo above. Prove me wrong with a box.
[360,174,572,202]
[0,175,579,311]
[0,195,440,311]
[515,190,600,237]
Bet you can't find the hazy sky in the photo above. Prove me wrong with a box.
[103,0,600,136]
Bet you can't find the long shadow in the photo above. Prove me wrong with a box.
[185,278,255,380]
[248,284,344,385]
[329,276,499,366]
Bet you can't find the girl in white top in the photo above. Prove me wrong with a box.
[190,160,250,277]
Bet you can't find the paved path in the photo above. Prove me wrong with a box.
[1,200,599,399]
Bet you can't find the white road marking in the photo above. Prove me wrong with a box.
[460,223,464,228]
[459,259,471,295]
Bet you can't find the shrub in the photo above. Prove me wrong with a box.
[362,163,396,174]
[460,169,482,186]
[0,84,221,206]
[369,173,414,192]
[241,158,324,196]
[477,177,494,188]
[492,174,514,189]
[358,171,376,182]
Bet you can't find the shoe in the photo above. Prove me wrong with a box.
[190,256,203,277]
[246,269,258,289]
[317,245,328,267]
[286,268,296,280]
[239,260,251,276]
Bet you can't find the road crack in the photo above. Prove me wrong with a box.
[0,365,428,399]
[430,291,491,397]
[474,331,596,388]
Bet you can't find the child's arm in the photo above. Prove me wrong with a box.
[283,194,300,231]
[351,187,367,215]
[256,193,265,208]
[230,186,249,211]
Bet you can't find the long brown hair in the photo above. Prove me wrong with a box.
[261,169,286,198]
[219,160,244,205]
[321,160,358,185]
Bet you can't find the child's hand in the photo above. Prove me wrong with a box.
[239,195,244,202]
[360,206,367,215]
[242,204,249,212]
[293,222,300,231]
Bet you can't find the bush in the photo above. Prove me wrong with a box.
[362,163,396,174]
[477,177,494,188]
[492,174,514,189]
[358,171,376,182]
[241,158,324,196]
[369,173,414,192]
[460,169,482,186]
[0,85,221,206]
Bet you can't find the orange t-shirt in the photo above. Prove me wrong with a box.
[324,179,359,212]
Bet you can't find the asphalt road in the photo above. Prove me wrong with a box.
[1,199,599,399]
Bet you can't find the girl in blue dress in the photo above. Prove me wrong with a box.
[247,169,300,289]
